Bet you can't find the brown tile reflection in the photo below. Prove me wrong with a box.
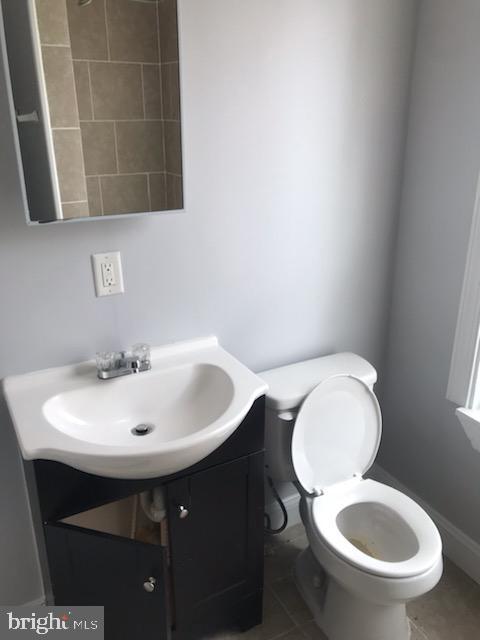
[149,173,167,211]
[101,174,149,215]
[42,46,79,128]
[73,61,93,120]
[116,121,164,173]
[81,122,117,176]
[86,176,102,217]
[158,0,179,63]
[36,0,70,46]
[143,65,163,120]
[89,61,143,120]
[66,0,108,61]
[40,0,183,218]
[161,62,180,121]
[52,129,87,203]
[164,120,182,175]
[106,0,159,63]
[165,174,183,210]
[62,201,89,219]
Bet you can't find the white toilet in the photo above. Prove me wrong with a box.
[260,353,443,640]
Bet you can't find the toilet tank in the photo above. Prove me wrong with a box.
[259,352,377,483]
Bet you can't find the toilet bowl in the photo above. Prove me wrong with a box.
[260,354,443,640]
[298,480,442,640]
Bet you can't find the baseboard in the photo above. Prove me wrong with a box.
[371,464,480,586]
[266,491,301,530]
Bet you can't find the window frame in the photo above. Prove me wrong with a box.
[447,172,480,411]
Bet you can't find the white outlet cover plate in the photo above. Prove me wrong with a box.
[92,251,124,297]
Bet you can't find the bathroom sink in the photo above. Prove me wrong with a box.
[3,337,267,479]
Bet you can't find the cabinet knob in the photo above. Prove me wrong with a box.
[178,505,189,519]
[143,577,156,593]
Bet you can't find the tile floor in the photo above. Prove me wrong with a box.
[233,524,480,640]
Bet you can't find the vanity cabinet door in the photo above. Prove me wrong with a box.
[166,452,264,639]
[44,522,170,640]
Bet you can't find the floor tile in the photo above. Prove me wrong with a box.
[207,524,480,640]
[270,577,313,625]
[408,558,480,640]
[208,589,295,640]
[275,630,309,640]
[239,589,296,640]
[264,532,308,584]
[410,620,429,640]
[266,524,305,546]
[299,621,328,640]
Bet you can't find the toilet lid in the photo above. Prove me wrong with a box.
[291,375,382,494]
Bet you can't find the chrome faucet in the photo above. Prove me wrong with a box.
[96,343,151,380]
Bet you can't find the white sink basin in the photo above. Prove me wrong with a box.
[3,337,267,479]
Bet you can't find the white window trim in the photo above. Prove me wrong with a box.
[447,171,480,444]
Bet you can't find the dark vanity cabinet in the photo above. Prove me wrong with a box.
[44,523,170,639]
[32,398,265,640]
[167,455,264,638]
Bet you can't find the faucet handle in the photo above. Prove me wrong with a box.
[132,343,151,366]
[95,351,117,373]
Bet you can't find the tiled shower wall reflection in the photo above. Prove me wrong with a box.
[36,0,183,219]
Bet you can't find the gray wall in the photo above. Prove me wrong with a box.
[0,0,418,604]
[380,0,480,542]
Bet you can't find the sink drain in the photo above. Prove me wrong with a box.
[131,424,154,436]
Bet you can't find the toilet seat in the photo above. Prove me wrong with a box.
[309,479,442,578]
[291,375,382,494]
[291,375,442,580]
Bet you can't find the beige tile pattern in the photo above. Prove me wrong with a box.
[162,62,180,120]
[166,173,183,210]
[38,0,183,217]
[149,173,167,211]
[71,0,181,215]
[203,526,480,640]
[42,46,79,128]
[36,0,70,46]
[73,61,93,120]
[158,0,179,63]
[36,4,89,215]
[66,0,108,61]
[106,0,159,63]
[89,62,144,120]
[100,174,150,215]
[81,122,117,176]
[86,177,102,217]
[143,65,163,119]
[164,120,182,175]
[62,201,89,219]
[116,121,165,173]
[52,129,88,203]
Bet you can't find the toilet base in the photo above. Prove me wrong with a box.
[294,548,411,640]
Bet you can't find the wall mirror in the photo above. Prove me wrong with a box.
[1,0,183,223]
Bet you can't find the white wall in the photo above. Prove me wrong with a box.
[380,0,480,543]
[0,0,418,604]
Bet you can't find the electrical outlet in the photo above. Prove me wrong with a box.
[92,252,124,297]
[101,262,116,288]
